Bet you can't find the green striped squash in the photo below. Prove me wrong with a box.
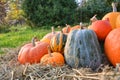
[64,29,102,70]
[50,32,67,54]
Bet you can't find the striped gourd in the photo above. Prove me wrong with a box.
[50,32,67,54]
[64,29,102,70]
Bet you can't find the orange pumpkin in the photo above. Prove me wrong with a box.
[62,24,71,33]
[88,15,98,29]
[89,18,112,40]
[104,28,120,67]
[116,15,120,28]
[102,2,120,29]
[18,37,49,64]
[41,27,59,44]
[41,46,65,66]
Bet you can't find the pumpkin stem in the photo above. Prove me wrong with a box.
[31,37,38,46]
[48,46,52,57]
[90,14,98,22]
[51,26,55,34]
[80,22,83,29]
[112,2,117,12]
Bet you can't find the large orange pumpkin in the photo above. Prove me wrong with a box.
[102,2,120,29]
[18,37,49,64]
[116,15,120,28]
[41,46,65,66]
[104,28,120,67]
[89,19,112,40]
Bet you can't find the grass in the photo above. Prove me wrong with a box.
[0,25,55,54]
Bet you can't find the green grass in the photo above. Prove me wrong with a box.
[0,25,54,54]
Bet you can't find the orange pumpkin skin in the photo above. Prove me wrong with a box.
[89,19,112,40]
[116,15,120,28]
[70,25,81,31]
[62,25,71,33]
[102,12,120,29]
[104,28,120,67]
[41,52,65,66]
[18,41,49,64]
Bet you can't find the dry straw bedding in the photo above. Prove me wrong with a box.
[0,48,120,80]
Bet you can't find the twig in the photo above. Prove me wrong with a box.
[23,64,29,76]
[29,73,34,80]
[86,72,120,76]
[28,65,42,78]
[73,69,84,76]
[11,71,14,80]
[62,74,100,80]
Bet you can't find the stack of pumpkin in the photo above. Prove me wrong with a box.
[18,2,120,70]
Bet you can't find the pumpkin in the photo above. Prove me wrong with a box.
[50,32,67,54]
[64,29,102,70]
[102,2,120,29]
[70,22,82,31]
[18,37,49,64]
[116,15,120,28]
[104,28,120,67]
[41,46,65,66]
[41,27,59,44]
[89,18,112,40]
[62,24,71,33]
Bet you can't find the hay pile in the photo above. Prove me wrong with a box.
[0,48,120,80]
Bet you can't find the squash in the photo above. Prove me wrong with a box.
[41,27,59,44]
[102,2,120,29]
[18,37,49,64]
[41,46,65,66]
[104,28,120,67]
[89,18,112,40]
[50,32,67,54]
[64,29,102,70]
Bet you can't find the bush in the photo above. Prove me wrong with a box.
[22,0,78,27]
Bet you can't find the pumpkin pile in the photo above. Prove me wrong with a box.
[17,2,120,71]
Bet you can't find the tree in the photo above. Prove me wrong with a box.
[75,0,112,22]
[22,0,78,27]
[5,0,25,25]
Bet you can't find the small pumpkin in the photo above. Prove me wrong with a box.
[62,24,71,33]
[50,32,67,54]
[102,2,120,29]
[64,29,102,70]
[41,46,65,66]
[18,37,49,64]
[104,28,120,67]
[41,27,59,44]
[89,17,112,40]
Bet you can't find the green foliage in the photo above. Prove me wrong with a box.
[22,0,77,27]
[75,0,112,22]
[0,26,52,54]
